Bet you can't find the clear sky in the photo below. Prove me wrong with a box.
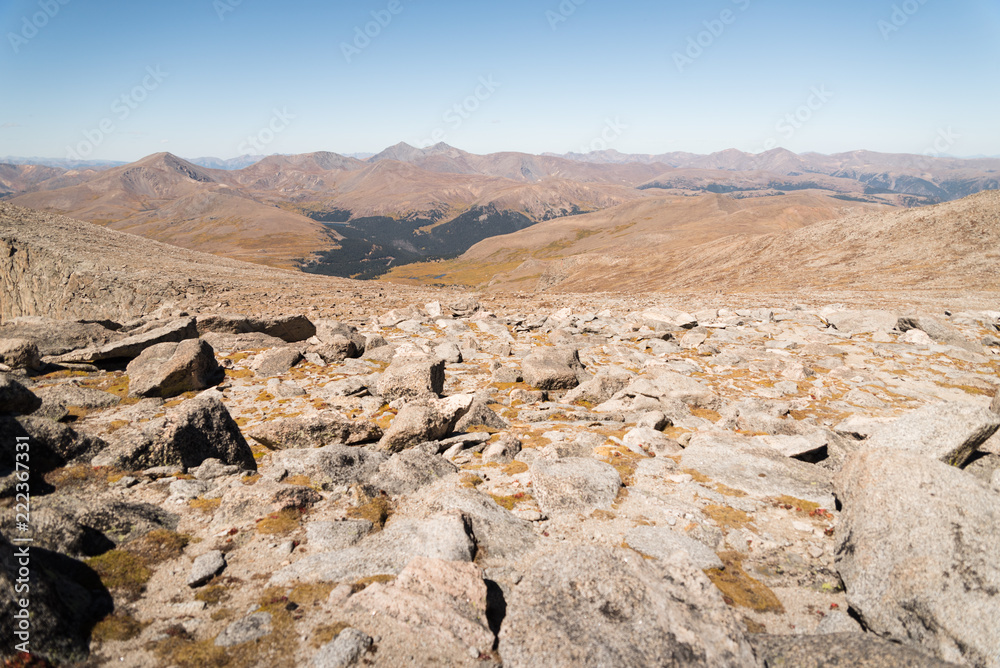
[1,0,998,161]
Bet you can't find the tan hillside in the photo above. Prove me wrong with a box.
[382,191,884,289]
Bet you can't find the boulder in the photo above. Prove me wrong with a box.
[94,391,256,471]
[269,444,386,490]
[834,449,1000,666]
[372,449,457,496]
[306,520,373,551]
[497,545,755,667]
[0,337,41,369]
[32,384,120,420]
[188,550,226,588]
[378,395,474,453]
[270,514,475,585]
[453,398,508,432]
[0,533,113,663]
[864,401,1000,466]
[825,309,898,335]
[521,347,587,391]
[126,338,221,398]
[375,356,445,401]
[314,319,366,351]
[51,317,197,363]
[625,525,723,570]
[0,374,41,415]
[251,347,303,377]
[751,633,956,668]
[562,367,632,405]
[530,458,621,515]
[312,628,373,668]
[247,414,382,449]
[482,433,522,464]
[680,432,835,507]
[0,316,120,356]
[196,314,315,342]
[897,315,980,352]
[1,417,105,494]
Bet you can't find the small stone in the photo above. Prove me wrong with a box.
[188,550,226,588]
[215,612,272,647]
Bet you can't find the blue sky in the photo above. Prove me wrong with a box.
[1,0,998,161]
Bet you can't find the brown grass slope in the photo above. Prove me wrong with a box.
[11,153,338,268]
[665,189,1000,293]
[383,191,883,290]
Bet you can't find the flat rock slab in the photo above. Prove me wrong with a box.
[834,449,1000,667]
[372,449,457,496]
[248,414,381,449]
[269,444,386,490]
[530,457,622,516]
[270,515,474,586]
[498,545,754,667]
[625,525,723,570]
[215,612,272,647]
[865,401,1000,466]
[51,317,197,363]
[751,633,957,667]
[680,432,834,507]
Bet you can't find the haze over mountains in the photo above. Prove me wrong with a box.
[3,143,999,282]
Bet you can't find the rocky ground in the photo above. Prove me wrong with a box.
[2,296,1000,667]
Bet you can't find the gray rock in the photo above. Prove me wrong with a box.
[94,391,256,471]
[0,374,41,414]
[622,427,682,456]
[311,336,358,364]
[306,520,373,551]
[192,458,241,480]
[897,315,980,352]
[0,532,113,663]
[248,414,382,449]
[188,550,226,588]
[498,545,755,667]
[751,633,956,667]
[482,433,521,464]
[991,391,1000,415]
[643,369,720,409]
[865,402,1000,466]
[126,338,221,398]
[0,316,119,356]
[562,367,632,405]
[200,331,286,353]
[375,356,445,401]
[1,417,104,494]
[521,347,586,390]
[168,478,210,500]
[434,340,463,364]
[51,317,197,363]
[251,346,303,377]
[215,612,272,647]
[0,338,41,369]
[814,610,863,634]
[270,444,386,490]
[197,314,315,342]
[409,485,538,559]
[753,433,828,459]
[834,449,1000,667]
[636,410,670,431]
[270,514,475,585]
[530,458,621,515]
[32,384,120,420]
[825,309,898,335]
[378,395,474,453]
[314,319,366,352]
[680,432,835,507]
[312,628,373,668]
[372,449,457,495]
[453,398,508,432]
[491,366,522,384]
[625,525,723,570]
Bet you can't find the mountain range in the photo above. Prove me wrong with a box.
[3,142,999,280]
